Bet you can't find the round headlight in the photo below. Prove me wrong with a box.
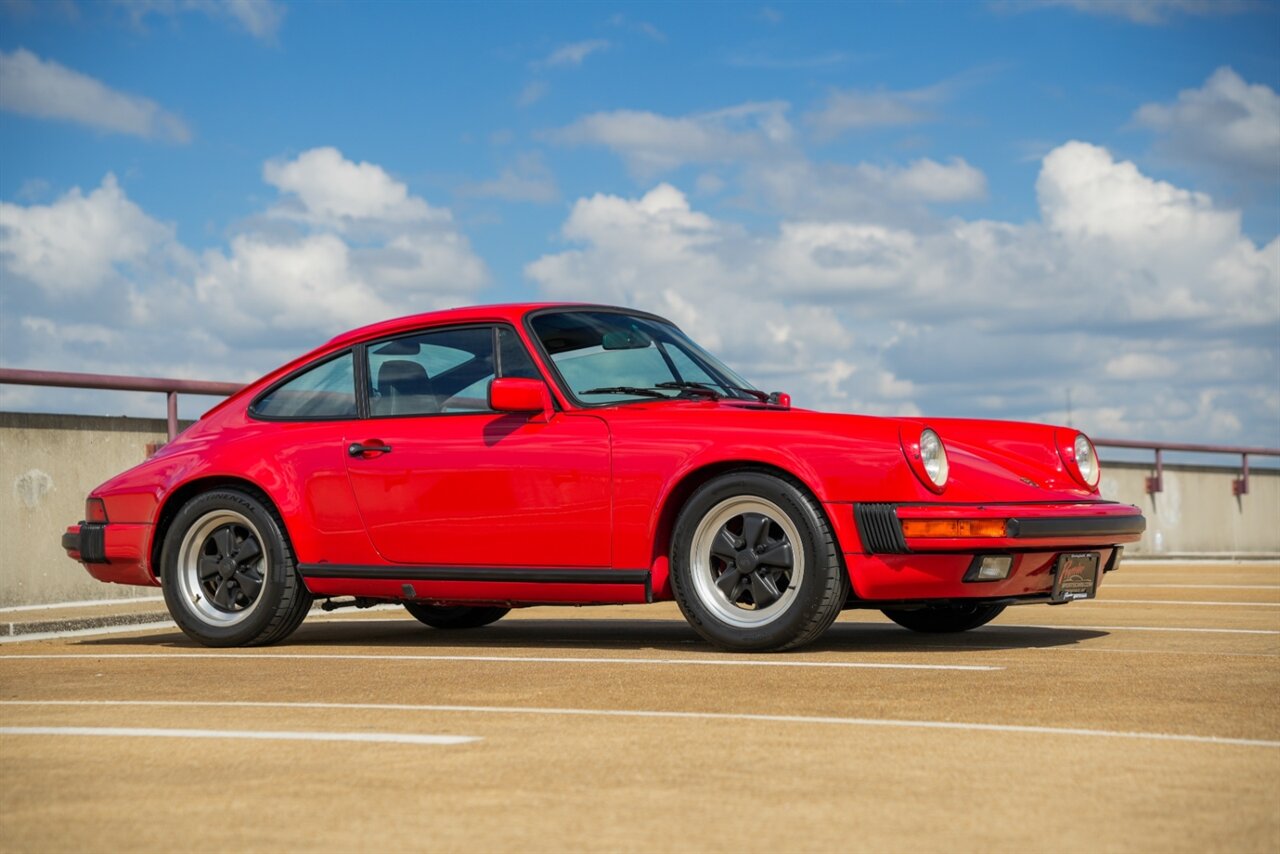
[1074,433,1099,487]
[920,428,949,488]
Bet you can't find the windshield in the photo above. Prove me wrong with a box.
[529,309,760,404]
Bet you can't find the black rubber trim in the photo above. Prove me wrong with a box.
[299,565,650,585]
[1007,515,1146,539]
[853,503,909,555]
[66,523,108,563]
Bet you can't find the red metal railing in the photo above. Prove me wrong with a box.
[1,368,1277,493]
[0,368,244,441]
[1092,438,1278,497]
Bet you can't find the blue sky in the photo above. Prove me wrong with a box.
[1,0,1278,448]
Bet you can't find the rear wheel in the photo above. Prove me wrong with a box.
[881,603,1006,633]
[161,489,311,647]
[670,471,846,652]
[403,603,510,629]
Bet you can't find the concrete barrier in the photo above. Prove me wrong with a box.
[1,412,178,607]
[1,411,1275,607]
[1100,461,1279,556]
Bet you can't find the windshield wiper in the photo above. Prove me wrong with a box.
[657,381,769,402]
[654,381,723,399]
[580,386,671,399]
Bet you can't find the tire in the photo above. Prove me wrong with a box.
[403,603,510,629]
[670,471,847,652]
[881,603,1006,633]
[160,489,312,647]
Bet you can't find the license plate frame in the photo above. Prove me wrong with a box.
[1053,552,1100,601]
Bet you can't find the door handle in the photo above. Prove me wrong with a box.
[348,442,393,457]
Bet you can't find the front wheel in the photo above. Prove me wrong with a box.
[403,603,510,629]
[161,489,311,647]
[881,603,1006,633]
[670,471,847,652]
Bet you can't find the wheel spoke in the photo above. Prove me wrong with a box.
[715,568,743,600]
[234,569,262,602]
[231,536,260,566]
[741,513,768,550]
[749,571,783,608]
[710,528,740,562]
[756,540,793,570]
[211,527,235,560]
[211,577,234,609]
[197,555,222,582]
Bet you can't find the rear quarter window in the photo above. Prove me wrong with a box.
[251,352,357,420]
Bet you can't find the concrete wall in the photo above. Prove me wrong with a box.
[1,412,179,607]
[1,412,1276,606]
[1100,461,1279,557]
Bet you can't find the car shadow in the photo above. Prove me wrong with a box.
[77,615,1107,654]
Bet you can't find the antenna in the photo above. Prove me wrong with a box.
[1066,388,1073,427]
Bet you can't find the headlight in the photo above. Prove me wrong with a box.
[901,425,949,493]
[1056,429,1101,489]
[920,428,949,488]
[1074,433,1099,487]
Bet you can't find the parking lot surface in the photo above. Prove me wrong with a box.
[2,560,1277,853]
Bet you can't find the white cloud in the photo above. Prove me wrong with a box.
[1134,67,1280,183]
[805,85,939,140]
[517,80,548,108]
[116,0,286,41]
[461,153,559,204]
[263,146,446,225]
[526,143,1279,444]
[535,39,610,69]
[0,48,191,142]
[0,174,180,296]
[1000,1,1261,25]
[1,150,489,386]
[550,101,794,177]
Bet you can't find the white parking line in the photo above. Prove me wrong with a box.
[0,724,476,745]
[1001,624,1279,635]
[0,652,1000,671]
[1086,600,1280,607]
[0,699,1272,749]
[1103,584,1280,590]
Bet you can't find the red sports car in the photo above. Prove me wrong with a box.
[62,303,1145,651]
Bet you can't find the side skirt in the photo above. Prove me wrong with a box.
[297,565,653,606]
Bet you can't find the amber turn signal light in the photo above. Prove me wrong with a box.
[901,518,1008,538]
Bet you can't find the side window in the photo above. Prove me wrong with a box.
[498,327,541,379]
[367,325,545,417]
[252,352,357,420]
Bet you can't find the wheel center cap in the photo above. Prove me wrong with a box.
[219,558,237,579]
[736,550,758,573]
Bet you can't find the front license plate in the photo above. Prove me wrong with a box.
[1053,552,1100,601]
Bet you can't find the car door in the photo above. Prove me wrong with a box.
[343,323,612,568]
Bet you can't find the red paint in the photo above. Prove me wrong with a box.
[62,303,1145,612]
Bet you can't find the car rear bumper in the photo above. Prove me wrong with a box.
[62,522,158,587]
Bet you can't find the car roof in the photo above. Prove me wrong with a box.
[322,302,672,349]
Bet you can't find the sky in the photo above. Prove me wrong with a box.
[0,0,1277,448]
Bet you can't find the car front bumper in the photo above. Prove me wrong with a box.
[834,501,1144,602]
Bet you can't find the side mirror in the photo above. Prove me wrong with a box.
[489,377,554,422]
